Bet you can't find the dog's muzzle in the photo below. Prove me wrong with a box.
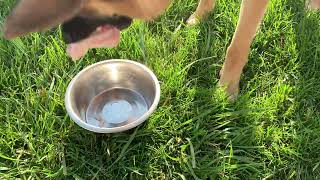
[61,15,132,44]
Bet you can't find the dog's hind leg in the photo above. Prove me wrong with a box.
[187,0,215,25]
[219,0,269,100]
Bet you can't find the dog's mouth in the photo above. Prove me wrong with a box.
[61,15,132,60]
[62,15,132,44]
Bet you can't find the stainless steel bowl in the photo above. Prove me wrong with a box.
[65,59,160,133]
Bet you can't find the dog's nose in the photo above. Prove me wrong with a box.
[61,15,132,44]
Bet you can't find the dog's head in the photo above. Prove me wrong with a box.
[3,0,170,43]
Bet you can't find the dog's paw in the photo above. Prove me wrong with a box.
[306,0,320,10]
[218,74,240,101]
[186,13,200,26]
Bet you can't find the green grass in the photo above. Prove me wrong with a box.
[1,0,320,179]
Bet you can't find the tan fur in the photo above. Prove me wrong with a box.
[219,0,269,99]
[85,0,170,20]
[307,0,320,9]
[4,0,83,39]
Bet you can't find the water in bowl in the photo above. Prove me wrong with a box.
[86,88,148,128]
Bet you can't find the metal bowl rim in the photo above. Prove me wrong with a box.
[65,59,161,133]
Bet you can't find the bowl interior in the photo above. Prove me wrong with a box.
[67,60,158,129]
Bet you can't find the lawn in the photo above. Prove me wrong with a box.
[1,0,320,179]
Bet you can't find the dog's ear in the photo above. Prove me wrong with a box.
[3,0,84,39]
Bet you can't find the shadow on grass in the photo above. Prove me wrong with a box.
[283,0,320,178]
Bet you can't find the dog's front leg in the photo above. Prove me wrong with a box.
[219,0,269,99]
[187,0,215,25]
